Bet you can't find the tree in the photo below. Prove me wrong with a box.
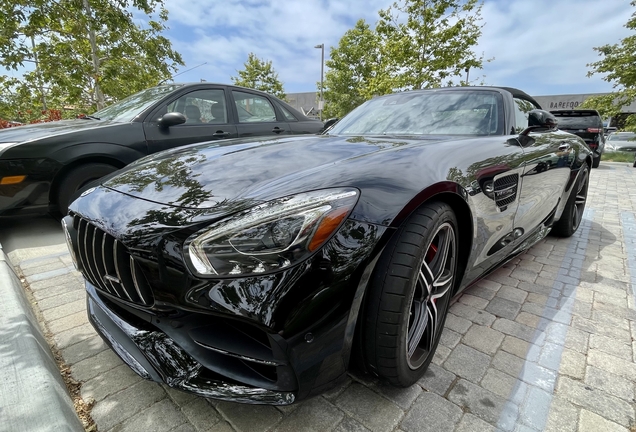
[0,0,184,120]
[322,0,488,117]
[322,20,383,118]
[582,1,636,130]
[231,53,286,100]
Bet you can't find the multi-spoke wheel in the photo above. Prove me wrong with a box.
[552,163,589,237]
[363,202,458,386]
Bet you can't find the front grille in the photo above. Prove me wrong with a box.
[74,216,154,306]
[493,173,519,211]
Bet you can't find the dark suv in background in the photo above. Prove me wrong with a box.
[550,109,605,168]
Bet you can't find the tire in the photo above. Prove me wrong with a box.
[363,202,458,387]
[551,163,589,237]
[56,163,118,215]
[592,154,601,168]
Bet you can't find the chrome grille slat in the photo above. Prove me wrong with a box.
[74,217,153,306]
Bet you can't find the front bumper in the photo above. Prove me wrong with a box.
[0,158,60,216]
[86,283,296,405]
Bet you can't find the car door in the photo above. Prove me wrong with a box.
[230,90,290,138]
[512,98,574,244]
[143,87,238,154]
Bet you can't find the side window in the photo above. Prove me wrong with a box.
[513,98,535,134]
[232,91,277,123]
[166,89,227,124]
[279,105,298,122]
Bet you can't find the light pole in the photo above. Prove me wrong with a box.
[315,44,324,120]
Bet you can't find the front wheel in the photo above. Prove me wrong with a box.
[363,202,458,386]
[552,163,589,237]
[55,163,118,215]
[592,154,601,168]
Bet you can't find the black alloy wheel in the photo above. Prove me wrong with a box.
[363,202,458,386]
[552,163,589,237]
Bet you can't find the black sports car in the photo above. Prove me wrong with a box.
[0,83,323,217]
[63,87,591,405]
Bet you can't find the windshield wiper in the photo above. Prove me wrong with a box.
[80,115,101,120]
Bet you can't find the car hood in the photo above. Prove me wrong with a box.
[101,134,452,211]
[0,119,122,143]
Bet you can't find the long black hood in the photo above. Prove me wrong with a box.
[0,119,123,143]
[99,133,490,226]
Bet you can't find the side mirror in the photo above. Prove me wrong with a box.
[520,109,557,136]
[158,112,186,128]
[322,117,339,133]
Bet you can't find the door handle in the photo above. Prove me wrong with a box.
[212,131,231,138]
[558,143,570,151]
[272,127,285,134]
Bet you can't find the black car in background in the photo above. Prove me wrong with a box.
[64,86,592,404]
[550,109,605,168]
[0,83,323,216]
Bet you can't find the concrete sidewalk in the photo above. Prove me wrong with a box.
[0,241,83,431]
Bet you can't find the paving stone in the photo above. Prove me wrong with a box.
[458,294,489,309]
[36,289,85,311]
[32,279,82,301]
[432,344,450,366]
[71,348,123,382]
[417,363,456,396]
[497,286,529,304]
[516,281,553,296]
[462,325,504,355]
[54,322,99,350]
[272,397,343,432]
[47,310,89,333]
[544,395,579,432]
[109,398,186,432]
[484,273,520,288]
[538,342,563,371]
[555,376,635,426]
[480,368,526,404]
[563,327,589,354]
[372,382,421,410]
[491,318,537,343]
[515,311,542,329]
[558,348,585,379]
[455,413,496,432]
[468,280,500,300]
[334,383,402,432]
[41,298,86,322]
[589,334,633,361]
[91,380,166,431]
[439,327,461,349]
[163,385,200,407]
[491,350,525,377]
[442,344,490,383]
[333,416,370,432]
[20,260,68,276]
[60,334,107,365]
[584,365,634,402]
[28,272,79,292]
[322,375,352,401]
[578,409,629,432]
[486,297,523,320]
[400,392,462,432]
[447,378,517,426]
[216,401,282,432]
[587,349,636,381]
[444,313,472,333]
[591,310,631,331]
[81,363,142,402]
[447,303,496,326]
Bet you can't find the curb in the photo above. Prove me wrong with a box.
[0,241,84,432]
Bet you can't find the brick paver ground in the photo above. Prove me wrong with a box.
[13,162,636,431]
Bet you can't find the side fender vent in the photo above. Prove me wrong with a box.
[493,173,519,211]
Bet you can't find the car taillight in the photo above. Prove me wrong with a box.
[587,128,602,133]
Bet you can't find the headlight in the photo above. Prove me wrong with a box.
[185,188,359,277]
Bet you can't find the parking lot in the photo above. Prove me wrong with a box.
[2,161,635,432]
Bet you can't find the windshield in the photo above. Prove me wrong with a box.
[609,132,636,141]
[554,114,601,129]
[329,91,504,136]
[92,85,182,122]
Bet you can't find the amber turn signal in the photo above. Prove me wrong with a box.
[308,207,350,251]
[0,175,26,185]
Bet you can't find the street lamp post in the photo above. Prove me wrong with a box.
[315,43,324,120]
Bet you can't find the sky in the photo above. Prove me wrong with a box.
[159,0,634,97]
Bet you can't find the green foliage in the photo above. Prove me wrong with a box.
[322,0,488,117]
[0,0,184,120]
[231,53,286,100]
[583,1,636,131]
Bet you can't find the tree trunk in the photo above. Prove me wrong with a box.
[82,0,105,110]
